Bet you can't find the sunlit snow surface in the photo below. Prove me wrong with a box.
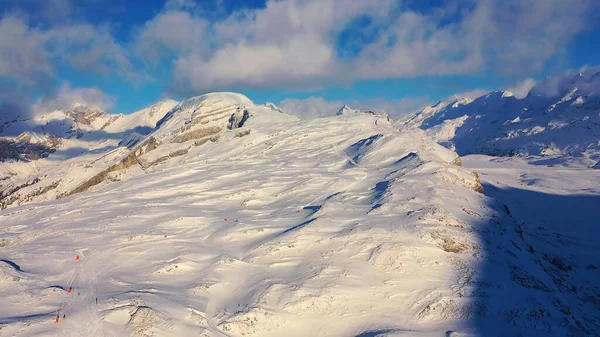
[1,112,598,336]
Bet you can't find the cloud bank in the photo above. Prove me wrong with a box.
[0,0,599,114]
[279,96,430,120]
[153,0,599,95]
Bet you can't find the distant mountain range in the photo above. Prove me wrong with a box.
[2,68,599,210]
[0,99,177,208]
[399,69,600,168]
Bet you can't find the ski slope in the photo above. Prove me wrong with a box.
[1,96,597,337]
[0,109,489,337]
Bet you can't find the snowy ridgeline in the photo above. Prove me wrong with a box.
[1,93,599,337]
[0,93,293,210]
[401,70,600,169]
[0,98,180,209]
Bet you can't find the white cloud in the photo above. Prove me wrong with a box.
[166,0,392,94]
[32,83,115,114]
[136,11,208,65]
[279,96,344,119]
[0,14,138,92]
[155,0,599,94]
[1,0,599,106]
[172,37,337,93]
[0,15,53,88]
[507,78,537,99]
[528,66,600,98]
[47,23,137,81]
[279,96,430,120]
[1,82,115,120]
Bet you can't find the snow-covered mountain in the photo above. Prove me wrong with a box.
[0,94,297,209]
[0,99,178,209]
[336,104,386,118]
[401,70,600,168]
[2,94,598,336]
[1,92,599,336]
[0,99,178,160]
[102,98,179,134]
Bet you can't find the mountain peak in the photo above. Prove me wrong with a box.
[483,90,514,100]
[264,102,285,113]
[336,104,352,115]
[336,104,378,116]
[179,92,254,110]
[63,105,109,125]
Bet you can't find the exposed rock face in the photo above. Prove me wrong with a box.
[61,136,163,198]
[65,105,109,125]
[337,104,376,116]
[228,108,250,129]
[174,126,222,143]
[0,177,40,209]
[0,137,58,162]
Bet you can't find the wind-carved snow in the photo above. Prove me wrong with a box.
[462,155,600,337]
[0,108,502,337]
[2,94,598,337]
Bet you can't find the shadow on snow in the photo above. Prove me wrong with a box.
[470,182,600,336]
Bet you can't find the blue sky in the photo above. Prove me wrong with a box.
[1,0,599,118]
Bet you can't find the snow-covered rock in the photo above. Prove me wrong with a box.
[0,107,482,336]
[337,104,376,116]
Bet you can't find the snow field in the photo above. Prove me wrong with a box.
[1,113,487,336]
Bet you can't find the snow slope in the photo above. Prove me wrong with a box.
[0,107,485,337]
[401,70,600,168]
[2,102,597,336]
[1,93,598,337]
[463,155,600,336]
[102,99,179,134]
